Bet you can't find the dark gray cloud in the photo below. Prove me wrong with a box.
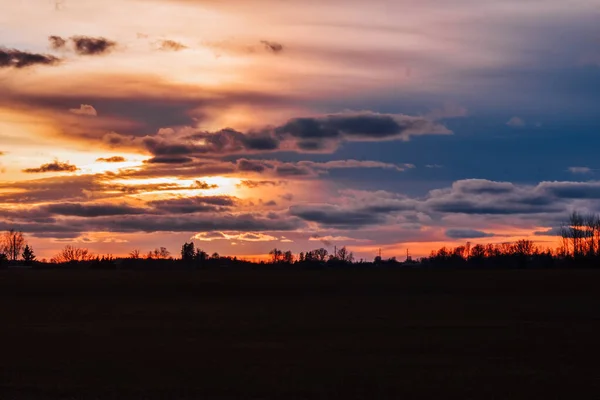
[71,36,117,56]
[236,159,268,173]
[0,210,304,238]
[0,48,60,68]
[96,156,126,163]
[290,204,386,228]
[537,181,600,199]
[44,203,147,217]
[102,111,449,157]
[96,212,303,233]
[146,155,194,164]
[260,40,284,53]
[445,229,495,239]
[275,113,449,151]
[148,196,236,214]
[425,179,565,215]
[23,161,78,174]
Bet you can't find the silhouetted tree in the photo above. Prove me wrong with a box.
[129,249,141,259]
[335,246,354,263]
[283,250,294,264]
[51,245,93,263]
[314,248,328,262]
[22,245,36,264]
[181,242,195,261]
[1,229,26,262]
[195,249,208,262]
[269,248,283,263]
[148,247,171,260]
[562,211,586,258]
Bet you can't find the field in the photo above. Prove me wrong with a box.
[1,269,600,399]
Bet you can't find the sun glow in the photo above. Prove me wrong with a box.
[108,176,242,197]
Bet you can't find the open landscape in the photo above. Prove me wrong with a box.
[2,268,600,399]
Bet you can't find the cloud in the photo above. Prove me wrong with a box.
[445,229,495,239]
[506,116,525,127]
[275,112,451,151]
[69,104,98,116]
[193,231,279,242]
[260,40,284,53]
[309,235,369,243]
[533,227,562,236]
[23,161,78,173]
[289,204,389,228]
[44,203,147,217]
[96,156,126,163]
[48,36,117,56]
[148,195,236,214]
[158,40,187,51]
[536,181,600,199]
[192,180,218,190]
[102,111,450,158]
[237,180,284,189]
[71,36,117,56]
[305,160,414,172]
[568,167,592,175]
[48,35,67,50]
[422,179,600,216]
[0,48,60,68]
[145,156,194,164]
[1,211,304,238]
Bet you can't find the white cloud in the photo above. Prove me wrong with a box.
[69,104,98,117]
[568,167,592,175]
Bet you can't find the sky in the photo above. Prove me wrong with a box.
[1,0,600,261]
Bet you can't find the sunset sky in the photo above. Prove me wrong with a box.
[1,0,600,260]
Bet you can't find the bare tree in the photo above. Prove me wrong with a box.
[562,212,587,258]
[1,229,26,262]
[269,248,283,263]
[513,240,536,257]
[585,214,600,257]
[336,246,354,263]
[282,250,294,264]
[129,249,141,259]
[51,245,93,263]
[314,248,328,262]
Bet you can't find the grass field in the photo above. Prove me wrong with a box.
[1,269,599,399]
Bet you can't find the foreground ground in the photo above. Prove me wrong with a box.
[1,268,599,399]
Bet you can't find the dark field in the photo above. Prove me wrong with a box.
[1,269,600,399]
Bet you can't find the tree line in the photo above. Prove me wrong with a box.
[3,211,600,269]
